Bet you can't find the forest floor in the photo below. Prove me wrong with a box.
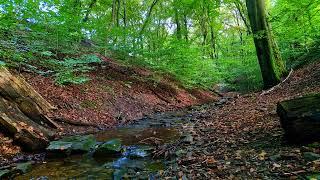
[159,61,320,179]
[1,55,320,179]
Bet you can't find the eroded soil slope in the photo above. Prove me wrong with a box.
[23,54,217,128]
[0,54,217,158]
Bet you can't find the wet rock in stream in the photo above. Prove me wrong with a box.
[46,135,96,154]
[93,139,122,157]
[0,162,33,179]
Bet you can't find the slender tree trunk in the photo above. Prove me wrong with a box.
[138,0,160,50]
[139,0,160,35]
[209,25,217,59]
[246,0,287,89]
[234,0,251,34]
[200,1,208,47]
[183,14,189,41]
[116,0,121,27]
[174,8,182,40]
[83,0,97,22]
[112,0,117,25]
[123,0,127,28]
[207,3,217,59]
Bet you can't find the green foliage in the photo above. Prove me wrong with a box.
[55,72,90,85]
[0,0,318,91]
[43,54,101,85]
[307,174,320,180]
[271,0,320,68]
[139,40,220,88]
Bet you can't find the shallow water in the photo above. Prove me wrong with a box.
[17,127,180,179]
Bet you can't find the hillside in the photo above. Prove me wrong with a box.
[0,54,218,160]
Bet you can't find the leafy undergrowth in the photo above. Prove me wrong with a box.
[158,61,320,179]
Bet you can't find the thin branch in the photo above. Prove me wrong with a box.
[260,68,294,96]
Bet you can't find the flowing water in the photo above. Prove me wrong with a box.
[16,127,180,179]
[14,104,218,180]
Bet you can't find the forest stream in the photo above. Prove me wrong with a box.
[14,106,207,179]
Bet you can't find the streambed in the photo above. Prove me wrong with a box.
[16,127,180,179]
[8,101,223,180]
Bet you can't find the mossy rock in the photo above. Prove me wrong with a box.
[93,139,122,157]
[47,135,97,153]
[0,169,10,179]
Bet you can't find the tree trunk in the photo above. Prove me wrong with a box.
[123,0,127,28]
[183,14,189,41]
[207,3,217,59]
[139,0,160,36]
[0,67,58,151]
[83,0,97,22]
[246,0,286,89]
[174,7,182,40]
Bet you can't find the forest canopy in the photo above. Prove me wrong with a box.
[0,0,319,91]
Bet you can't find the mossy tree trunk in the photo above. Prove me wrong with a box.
[246,0,287,89]
[0,67,58,151]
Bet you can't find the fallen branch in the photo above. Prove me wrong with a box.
[53,117,100,128]
[260,69,294,96]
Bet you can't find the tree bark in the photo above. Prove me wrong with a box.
[246,0,286,89]
[0,67,58,151]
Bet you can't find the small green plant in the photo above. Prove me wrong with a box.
[55,71,90,85]
[80,100,97,109]
[43,54,101,85]
[100,85,115,95]
[307,174,320,180]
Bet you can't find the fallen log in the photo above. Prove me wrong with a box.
[277,94,320,144]
[0,67,57,151]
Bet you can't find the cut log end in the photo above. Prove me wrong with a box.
[277,94,320,144]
